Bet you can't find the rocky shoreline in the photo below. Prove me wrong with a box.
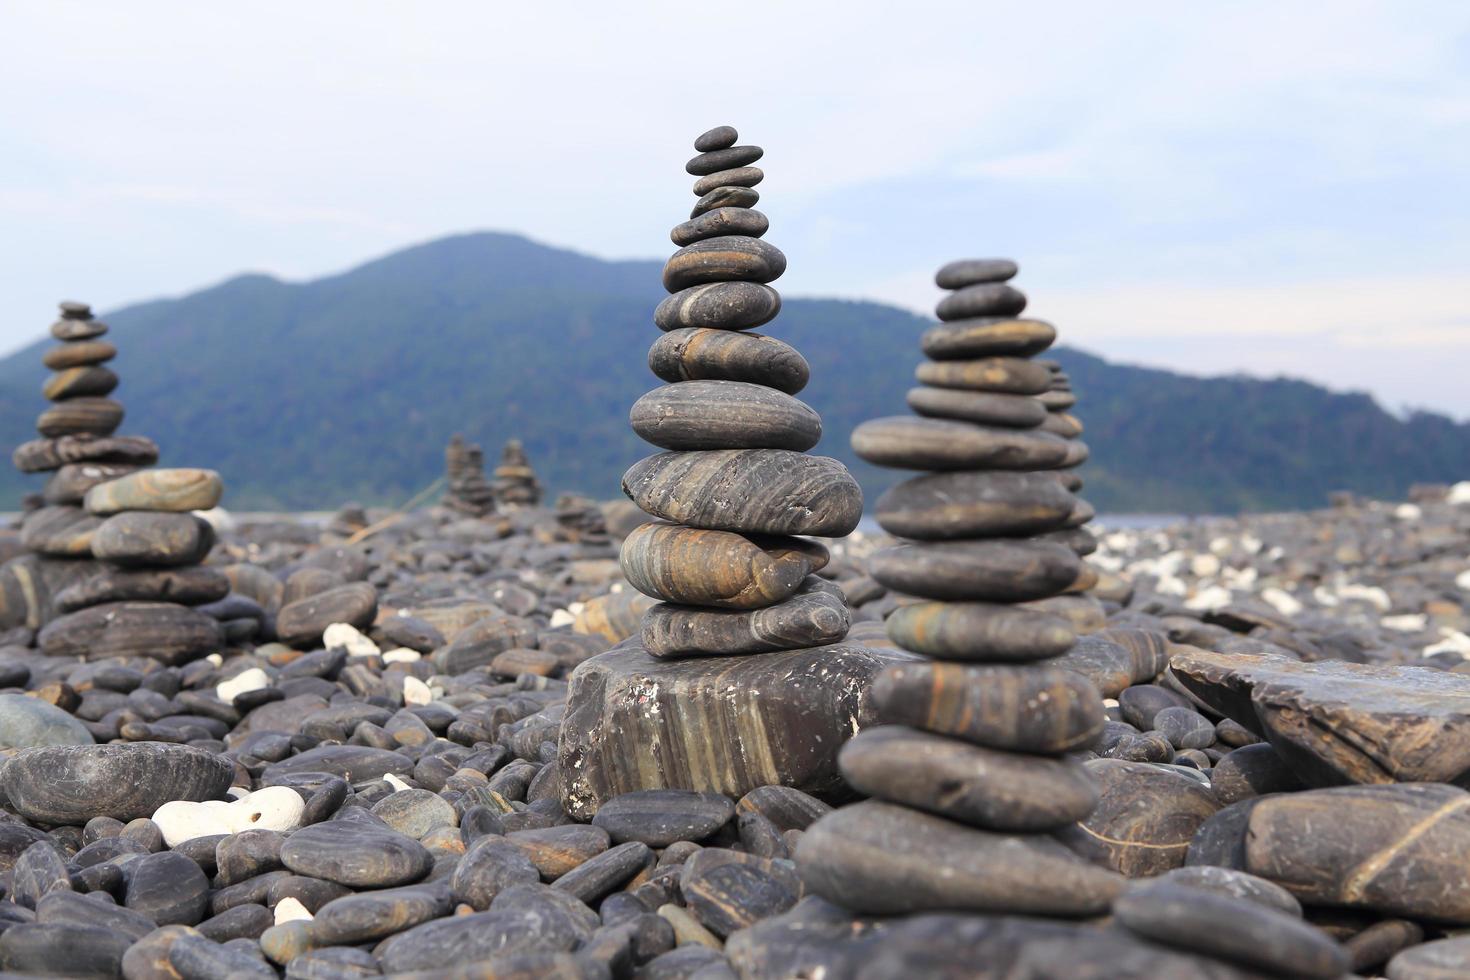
[0,134,1466,978]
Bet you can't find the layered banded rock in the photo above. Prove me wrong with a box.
[559,641,915,820]
[798,258,1110,916]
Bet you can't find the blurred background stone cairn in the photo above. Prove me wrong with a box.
[442,434,496,518]
[492,438,542,508]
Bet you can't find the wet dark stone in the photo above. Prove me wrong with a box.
[279,821,432,888]
[125,851,211,925]
[670,207,769,247]
[630,380,819,452]
[276,582,378,648]
[694,126,738,152]
[1210,743,1306,804]
[1057,759,1221,877]
[686,145,763,176]
[851,416,1071,471]
[935,282,1027,321]
[868,539,1080,602]
[795,800,1123,916]
[662,236,785,292]
[838,725,1097,831]
[680,848,800,938]
[37,601,223,665]
[593,790,736,847]
[1114,880,1349,978]
[0,742,233,824]
[0,922,133,978]
[934,259,1019,289]
[311,883,451,944]
[654,281,781,332]
[451,836,543,910]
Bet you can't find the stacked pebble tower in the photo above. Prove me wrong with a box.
[492,439,542,508]
[443,434,496,517]
[13,302,159,561]
[618,125,865,658]
[795,260,1123,916]
[1039,360,1098,556]
[10,303,228,663]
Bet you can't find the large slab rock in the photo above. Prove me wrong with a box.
[557,641,916,820]
[1245,783,1470,923]
[1171,650,1470,786]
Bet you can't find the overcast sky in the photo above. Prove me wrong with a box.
[3,2,1467,417]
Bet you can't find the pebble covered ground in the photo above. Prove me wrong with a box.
[0,482,1464,978]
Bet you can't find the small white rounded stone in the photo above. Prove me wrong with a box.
[323,622,379,658]
[383,647,422,664]
[403,676,433,706]
[216,667,270,702]
[274,896,313,924]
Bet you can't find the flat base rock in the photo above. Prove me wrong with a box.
[557,641,918,820]
[795,800,1123,916]
[0,742,233,824]
[1171,650,1470,786]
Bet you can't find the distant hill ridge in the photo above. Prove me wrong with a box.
[2,231,1466,513]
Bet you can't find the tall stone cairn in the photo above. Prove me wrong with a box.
[794,259,1126,917]
[443,434,496,517]
[1038,359,1098,556]
[492,439,542,508]
[557,127,901,819]
[6,302,227,662]
[618,124,864,658]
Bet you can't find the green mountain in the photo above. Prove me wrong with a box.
[2,232,1465,514]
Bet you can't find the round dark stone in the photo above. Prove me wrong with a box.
[630,380,820,452]
[275,582,377,648]
[935,259,1019,289]
[623,449,861,538]
[619,523,828,610]
[687,145,763,176]
[662,236,787,292]
[921,317,1054,360]
[35,397,124,439]
[451,836,542,910]
[692,166,763,196]
[671,207,769,247]
[642,580,849,658]
[125,850,211,925]
[41,340,116,370]
[42,366,118,401]
[0,923,132,978]
[906,386,1048,428]
[1158,865,1302,917]
[90,512,215,567]
[648,327,808,394]
[1056,759,1221,877]
[839,725,1097,831]
[873,662,1104,753]
[592,790,736,847]
[694,126,738,152]
[691,186,759,218]
[868,539,1080,603]
[915,356,1053,395]
[1210,743,1305,805]
[0,742,233,824]
[1118,684,1193,730]
[936,283,1027,321]
[851,417,1071,471]
[279,820,432,888]
[884,600,1076,662]
[655,281,781,332]
[1153,706,1217,750]
[874,470,1076,540]
[1114,881,1348,979]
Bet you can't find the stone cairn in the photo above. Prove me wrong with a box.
[558,127,900,819]
[9,302,228,664]
[491,438,541,508]
[1039,359,1097,552]
[794,260,1126,916]
[619,124,864,659]
[443,434,496,517]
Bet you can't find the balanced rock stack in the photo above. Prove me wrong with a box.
[795,259,1124,916]
[443,434,496,517]
[13,303,158,555]
[559,127,906,818]
[492,438,542,508]
[35,466,228,665]
[1038,359,1099,558]
[2,303,163,633]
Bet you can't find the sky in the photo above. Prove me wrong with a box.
[2,1,1468,418]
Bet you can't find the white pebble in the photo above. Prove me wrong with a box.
[1382,614,1428,633]
[1184,585,1233,612]
[382,647,422,664]
[151,786,305,847]
[548,609,576,628]
[1394,503,1422,521]
[216,667,270,702]
[204,653,224,667]
[1447,481,1470,505]
[384,773,412,793]
[274,897,313,924]
[1424,629,1470,657]
[1337,584,1392,611]
[1456,568,1470,592]
[1260,588,1303,617]
[403,675,433,706]
[323,622,379,658]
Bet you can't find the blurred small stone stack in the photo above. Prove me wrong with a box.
[2,303,162,636]
[795,259,1122,917]
[558,126,908,818]
[1038,359,1099,556]
[443,434,496,517]
[492,438,542,508]
[34,465,229,666]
